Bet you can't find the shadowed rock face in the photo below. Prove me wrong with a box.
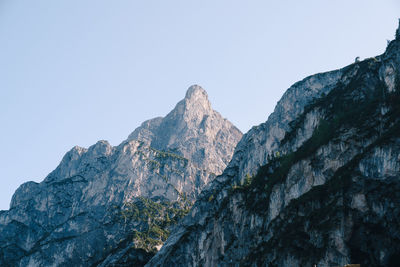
[147,23,400,267]
[0,86,242,267]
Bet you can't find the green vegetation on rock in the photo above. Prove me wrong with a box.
[241,59,400,214]
[117,197,191,253]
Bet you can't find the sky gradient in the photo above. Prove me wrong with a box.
[0,1,399,210]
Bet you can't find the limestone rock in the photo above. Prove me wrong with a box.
[147,26,400,267]
[128,84,242,175]
[0,86,242,267]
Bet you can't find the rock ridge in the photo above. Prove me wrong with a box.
[147,24,400,267]
[0,86,242,267]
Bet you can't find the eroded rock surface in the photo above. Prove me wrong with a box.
[0,86,242,267]
[147,23,400,267]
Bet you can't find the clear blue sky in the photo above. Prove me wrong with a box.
[0,0,398,210]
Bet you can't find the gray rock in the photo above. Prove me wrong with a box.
[128,85,242,175]
[0,86,242,267]
[147,24,400,267]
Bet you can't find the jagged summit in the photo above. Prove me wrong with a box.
[181,84,212,113]
[127,85,211,148]
[128,85,242,174]
[185,84,208,99]
[0,84,242,266]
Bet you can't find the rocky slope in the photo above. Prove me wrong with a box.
[147,22,400,267]
[0,86,242,266]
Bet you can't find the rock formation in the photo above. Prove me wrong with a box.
[0,85,242,266]
[127,85,241,175]
[147,22,400,267]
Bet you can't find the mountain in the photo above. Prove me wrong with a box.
[127,85,240,175]
[147,22,400,266]
[0,85,242,266]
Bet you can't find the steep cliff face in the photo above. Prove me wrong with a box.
[0,86,242,266]
[147,24,400,267]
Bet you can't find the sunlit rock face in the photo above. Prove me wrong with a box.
[0,86,242,267]
[147,23,400,267]
[128,84,242,175]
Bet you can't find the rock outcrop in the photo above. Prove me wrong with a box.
[0,86,242,266]
[147,22,400,267]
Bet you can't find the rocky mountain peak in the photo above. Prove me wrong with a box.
[184,84,209,103]
[127,85,242,174]
[0,84,242,267]
[176,84,212,119]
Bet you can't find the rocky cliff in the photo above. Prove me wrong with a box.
[0,86,242,266]
[147,23,400,267]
